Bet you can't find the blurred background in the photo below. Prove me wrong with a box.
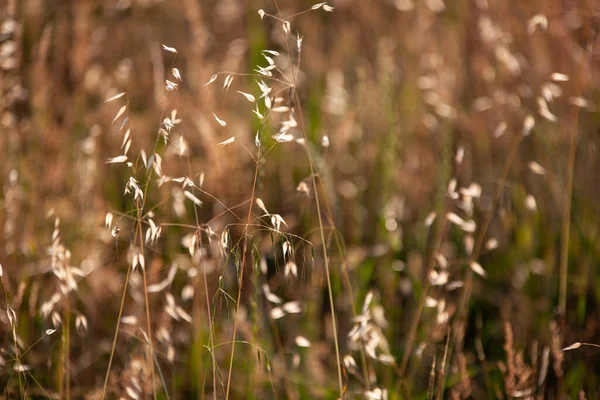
[2,0,600,398]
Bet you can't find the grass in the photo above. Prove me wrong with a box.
[1,0,600,399]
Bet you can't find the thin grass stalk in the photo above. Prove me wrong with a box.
[557,85,579,400]
[136,211,157,399]
[102,168,156,398]
[134,45,184,400]
[558,4,593,337]
[250,246,262,394]
[16,334,24,397]
[434,330,451,400]
[101,246,135,399]
[399,215,449,378]
[59,304,65,399]
[427,355,437,400]
[331,230,371,388]
[399,117,453,385]
[316,173,371,388]
[475,314,494,397]
[270,0,343,391]
[440,132,523,398]
[153,352,169,399]
[199,233,217,400]
[65,290,71,400]
[293,91,344,397]
[557,15,593,395]
[225,149,261,399]
[186,155,218,400]
[2,279,24,396]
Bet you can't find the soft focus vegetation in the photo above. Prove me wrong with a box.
[1,0,600,398]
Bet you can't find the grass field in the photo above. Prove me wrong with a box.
[1,0,600,398]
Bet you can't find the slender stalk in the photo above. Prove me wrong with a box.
[225,150,261,399]
[315,172,371,388]
[558,100,577,338]
[294,91,344,397]
[399,215,449,377]
[434,331,450,400]
[2,277,24,396]
[65,290,71,400]
[102,186,150,399]
[186,154,218,400]
[440,133,523,398]
[556,17,592,395]
[136,211,157,399]
[101,251,135,399]
[399,117,453,385]
[199,233,218,400]
[475,315,494,397]
[332,230,371,388]
[270,0,344,392]
[427,355,437,400]
[13,326,24,396]
[558,16,591,333]
[59,305,65,398]
[102,187,159,400]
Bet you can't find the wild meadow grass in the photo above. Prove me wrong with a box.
[1,0,600,399]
